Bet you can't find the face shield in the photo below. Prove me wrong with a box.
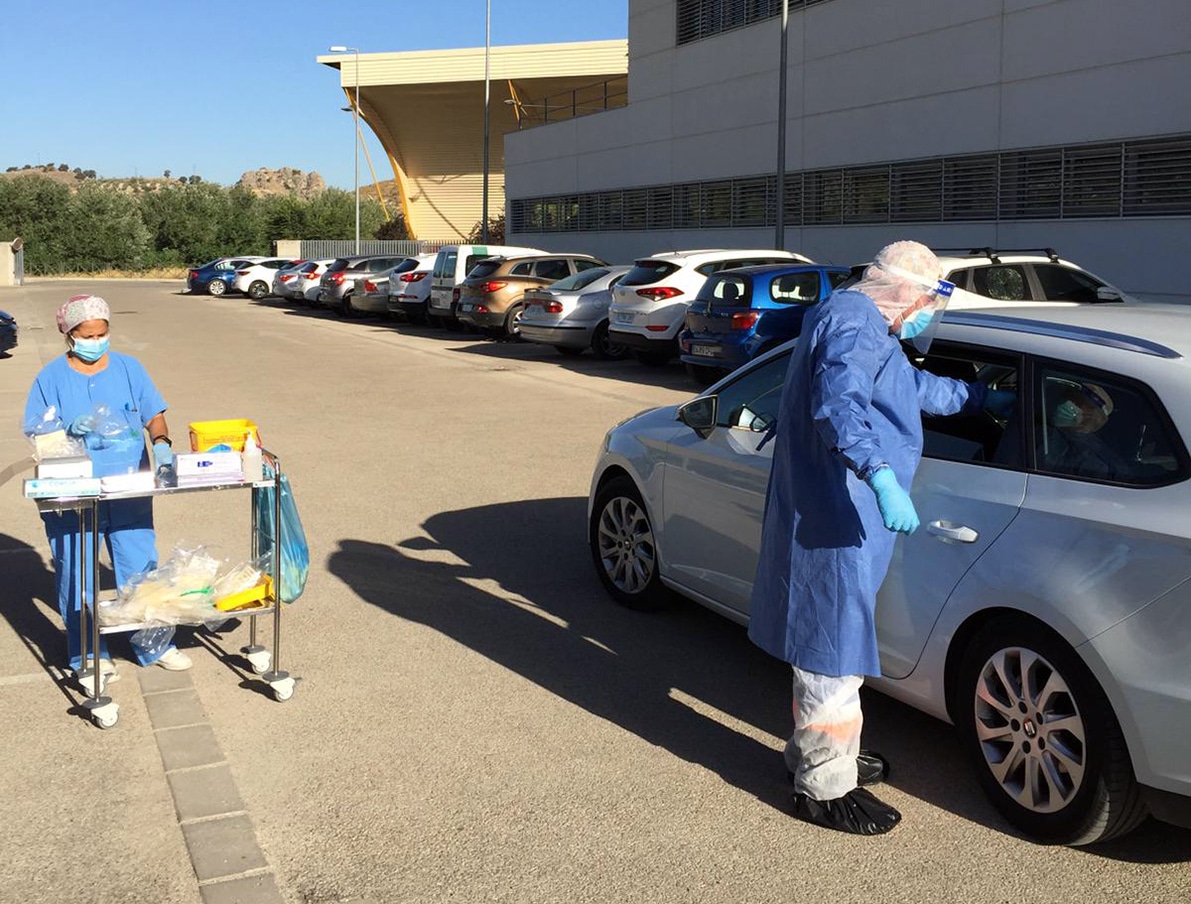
[884,265,954,354]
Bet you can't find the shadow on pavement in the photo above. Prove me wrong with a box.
[327,497,1191,858]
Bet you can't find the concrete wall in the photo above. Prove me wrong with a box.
[504,0,1191,299]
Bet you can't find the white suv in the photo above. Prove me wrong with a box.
[608,249,812,363]
[934,248,1133,308]
[233,258,298,299]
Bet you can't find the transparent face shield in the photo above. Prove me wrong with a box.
[892,275,954,355]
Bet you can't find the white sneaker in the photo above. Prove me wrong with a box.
[74,658,120,683]
[155,649,193,671]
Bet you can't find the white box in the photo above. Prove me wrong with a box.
[24,477,102,498]
[175,451,243,482]
[36,455,93,480]
[100,471,157,494]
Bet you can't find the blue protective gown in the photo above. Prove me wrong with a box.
[748,290,982,678]
[24,351,171,669]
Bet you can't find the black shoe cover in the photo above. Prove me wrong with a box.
[791,787,902,836]
[787,749,890,788]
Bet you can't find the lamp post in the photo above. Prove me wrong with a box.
[481,0,491,243]
[774,0,789,250]
[329,45,361,253]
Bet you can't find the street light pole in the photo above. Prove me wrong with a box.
[481,0,491,243]
[329,45,362,253]
[774,0,789,250]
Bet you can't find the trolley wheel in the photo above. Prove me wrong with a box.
[91,701,120,730]
[244,649,272,675]
[271,677,296,702]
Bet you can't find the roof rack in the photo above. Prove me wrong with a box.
[943,312,1182,359]
[932,247,1061,264]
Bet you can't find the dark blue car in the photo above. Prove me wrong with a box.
[678,263,851,379]
[186,257,257,296]
[0,308,17,356]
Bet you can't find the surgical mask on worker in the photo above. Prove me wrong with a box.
[1054,400,1082,428]
[898,308,935,341]
[885,268,954,355]
[71,335,110,362]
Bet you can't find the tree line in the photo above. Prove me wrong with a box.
[0,176,397,274]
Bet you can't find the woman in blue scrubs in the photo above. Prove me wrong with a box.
[24,294,192,678]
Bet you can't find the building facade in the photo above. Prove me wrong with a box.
[504,0,1191,300]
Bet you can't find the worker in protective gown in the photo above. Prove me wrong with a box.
[748,241,1015,835]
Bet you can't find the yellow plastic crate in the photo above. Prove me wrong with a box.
[188,419,260,453]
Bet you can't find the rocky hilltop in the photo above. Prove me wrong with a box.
[237,167,326,200]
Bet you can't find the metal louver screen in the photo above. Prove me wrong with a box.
[842,167,890,224]
[1062,145,1121,217]
[1000,150,1062,219]
[700,182,732,227]
[1123,137,1191,215]
[943,156,998,221]
[676,0,829,46]
[890,160,941,222]
[733,178,769,226]
[804,171,843,225]
[648,186,674,229]
[623,188,648,230]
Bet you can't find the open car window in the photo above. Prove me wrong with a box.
[714,350,792,431]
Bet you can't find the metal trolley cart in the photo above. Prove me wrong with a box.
[33,448,297,730]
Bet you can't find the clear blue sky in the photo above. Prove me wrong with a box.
[0,0,627,190]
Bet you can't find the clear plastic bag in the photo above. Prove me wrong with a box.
[82,404,142,456]
[98,544,222,627]
[23,405,86,460]
[254,464,309,603]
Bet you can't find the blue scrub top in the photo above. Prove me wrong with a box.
[25,351,168,478]
[748,290,980,677]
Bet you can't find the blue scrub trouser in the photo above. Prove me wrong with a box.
[41,498,176,670]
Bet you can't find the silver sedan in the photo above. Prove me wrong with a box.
[587,303,1191,846]
[520,266,631,359]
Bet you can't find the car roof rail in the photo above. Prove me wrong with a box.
[943,311,1182,359]
[933,247,1062,264]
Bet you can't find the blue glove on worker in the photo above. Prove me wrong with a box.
[984,388,1017,419]
[67,413,97,436]
[865,467,919,534]
[153,441,174,468]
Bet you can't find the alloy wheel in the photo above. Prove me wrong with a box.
[596,495,656,596]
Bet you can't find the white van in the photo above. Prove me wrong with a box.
[427,244,544,329]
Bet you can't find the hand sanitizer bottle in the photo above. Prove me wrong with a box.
[242,432,263,483]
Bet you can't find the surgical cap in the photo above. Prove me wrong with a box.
[56,294,111,334]
[852,241,944,326]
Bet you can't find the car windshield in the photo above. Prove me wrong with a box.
[550,268,610,291]
[697,273,751,306]
[467,261,503,279]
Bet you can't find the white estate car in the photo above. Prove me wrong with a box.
[288,259,334,304]
[232,258,297,299]
[388,253,437,323]
[608,249,812,364]
[588,303,1191,845]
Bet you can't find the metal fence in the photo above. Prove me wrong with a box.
[510,76,629,130]
[298,240,425,259]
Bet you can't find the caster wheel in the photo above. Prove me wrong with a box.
[271,677,296,702]
[91,701,120,730]
[245,649,272,675]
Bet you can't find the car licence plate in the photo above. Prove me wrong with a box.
[691,345,718,358]
[459,303,474,312]
[615,311,635,323]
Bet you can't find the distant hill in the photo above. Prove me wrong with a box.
[0,164,330,199]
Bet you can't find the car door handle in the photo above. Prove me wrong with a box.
[927,521,979,543]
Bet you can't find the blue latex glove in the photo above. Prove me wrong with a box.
[984,388,1017,419]
[865,467,919,534]
[153,441,174,468]
[67,413,97,436]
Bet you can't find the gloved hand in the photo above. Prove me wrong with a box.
[67,413,97,436]
[153,441,174,468]
[865,467,919,534]
[984,388,1017,419]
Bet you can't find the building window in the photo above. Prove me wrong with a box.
[677,0,832,46]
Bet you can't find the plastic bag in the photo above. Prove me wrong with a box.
[23,405,86,460]
[82,404,142,456]
[98,545,222,627]
[254,463,309,603]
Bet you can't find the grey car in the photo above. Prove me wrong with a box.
[588,303,1191,845]
[519,265,631,359]
[317,255,409,317]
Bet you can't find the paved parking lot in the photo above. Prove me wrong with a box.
[1,280,1188,904]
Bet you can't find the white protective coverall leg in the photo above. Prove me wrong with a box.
[784,665,863,800]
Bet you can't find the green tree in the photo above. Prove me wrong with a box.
[0,176,73,273]
[139,182,230,265]
[217,185,268,254]
[63,182,150,270]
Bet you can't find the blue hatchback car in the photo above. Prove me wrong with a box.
[186,257,256,296]
[678,263,851,376]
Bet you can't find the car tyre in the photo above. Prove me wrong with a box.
[207,280,226,297]
[503,304,525,340]
[589,475,666,610]
[591,321,627,360]
[248,280,268,300]
[955,617,1147,845]
[340,293,356,318]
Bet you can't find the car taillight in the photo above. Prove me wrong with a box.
[236,269,250,276]
[545,301,563,314]
[475,304,490,314]
[637,286,683,301]
[731,311,760,330]
[452,287,461,302]
[330,272,345,284]
[188,270,197,279]
[279,274,294,282]
[479,281,508,293]
[363,280,377,293]
[401,271,427,282]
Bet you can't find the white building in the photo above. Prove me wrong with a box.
[504,0,1191,300]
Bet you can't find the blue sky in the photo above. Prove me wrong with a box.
[0,0,627,190]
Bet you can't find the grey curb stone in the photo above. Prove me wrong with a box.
[182,815,269,882]
[169,765,245,822]
[138,666,195,695]
[199,872,285,904]
[144,688,207,730]
[157,723,225,772]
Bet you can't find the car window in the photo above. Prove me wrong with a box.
[1035,365,1186,487]
[697,274,750,306]
[534,259,571,280]
[574,259,602,272]
[827,271,851,290]
[770,272,820,305]
[621,260,679,286]
[469,261,503,279]
[509,261,535,276]
[439,252,457,279]
[1032,264,1105,303]
[969,265,1029,301]
[714,350,792,430]
[914,345,1023,467]
[464,254,490,274]
[328,258,350,273]
[551,268,610,291]
[391,258,419,275]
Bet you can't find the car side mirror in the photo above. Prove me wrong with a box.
[678,396,717,434]
[1097,286,1122,302]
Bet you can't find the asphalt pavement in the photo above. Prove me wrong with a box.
[1,280,1187,904]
